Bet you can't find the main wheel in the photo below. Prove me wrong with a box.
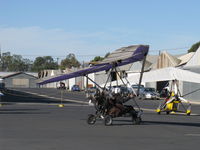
[87,114,96,125]
[132,116,142,125]
[104,115,113,126]
[186,112,191,116]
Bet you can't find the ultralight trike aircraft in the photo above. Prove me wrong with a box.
[39,45,149,125]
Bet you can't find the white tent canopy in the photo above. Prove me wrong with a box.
[135,67,200,83]
[103,67,200,87]
[185,46,200,67]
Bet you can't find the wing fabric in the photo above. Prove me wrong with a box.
[39,45,149,85]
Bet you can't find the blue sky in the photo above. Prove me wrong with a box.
[0,0,199,61]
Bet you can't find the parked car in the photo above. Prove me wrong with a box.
[142,87,160,100]
[0,83,5,90]
[85,87,97,99]
[131,84,145,96]
[109,86,134,100]
[71,85,81,91]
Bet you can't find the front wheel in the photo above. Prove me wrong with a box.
[87,114,96,125]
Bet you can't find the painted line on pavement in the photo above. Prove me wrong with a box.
[138,108,199,116]
[185,134,200,137]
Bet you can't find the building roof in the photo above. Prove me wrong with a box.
[2,72,38,79]
[184,46,200,67]
[0,72,38,78]
[178,52,195,66]
[146,55,159,64]
[183,65,200,74]
[0,72,16,78]
[156,51,181,69]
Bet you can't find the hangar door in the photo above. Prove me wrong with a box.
[12,78,29,88]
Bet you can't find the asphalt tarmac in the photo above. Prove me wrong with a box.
[0,88,200,150]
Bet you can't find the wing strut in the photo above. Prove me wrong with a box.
[137,54,147,96]
[85,75,103,90]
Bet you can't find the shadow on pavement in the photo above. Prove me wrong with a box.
[83,118,200,127]
[143,120,200,127]
[0,108,50,115]
[1,89,74,104]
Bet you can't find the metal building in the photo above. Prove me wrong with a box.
[2,72,38,88]
[181,46,200,102]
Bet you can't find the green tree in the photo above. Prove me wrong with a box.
[91,56,104,62]
[188,41,200,53]
[0,52,32,71]
[60,53,80,70]
[90,52,110,63]
[32,56,58,72]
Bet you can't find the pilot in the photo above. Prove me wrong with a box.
[108,93,125,117]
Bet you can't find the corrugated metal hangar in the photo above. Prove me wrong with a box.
[2,72,38,88]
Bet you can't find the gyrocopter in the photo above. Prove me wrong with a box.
[39,45,149,125]
[120,67,200,116]
[156,79,191,115]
